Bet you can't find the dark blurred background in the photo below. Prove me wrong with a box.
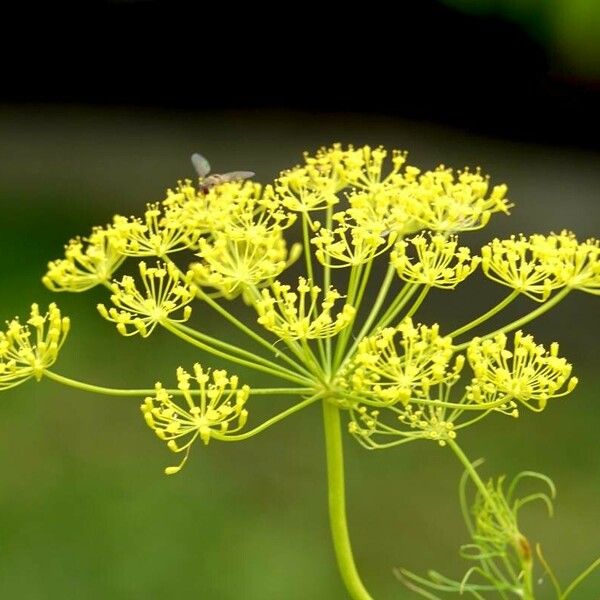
[0,2,599,599]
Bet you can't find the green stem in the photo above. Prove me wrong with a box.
[302,212,315,283]
[163,322,313,386]
[403,284,431,319]
[177,322,311,379]
[447,439,493,508]
[43,370,312,397]
[561,556,600,599]
[213,393,321,441]
[448,291,519,339]
[322,401,374,600]
[333,263,364,369]
[195,286,306,375]
[374,283,419,331]
[324,204,334,371]
[453,288,571,352]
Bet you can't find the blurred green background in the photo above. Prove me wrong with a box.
[0,106,598,599]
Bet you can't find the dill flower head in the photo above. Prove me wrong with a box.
[141,364,250,474]
[218,185,297,242]
[467,331,578,412]
[481,233,568,301]
[43,226,127,292]
[275,144,351,213]
[344,318,462,406]
[548,232,600,294]
[255,277,356,340]
[348,403,459,449]
[163,179,244,237]
[190,232,301,300]
[402,167,511,234]
[113,202,199,257]
[97,261,196,337]
[0,303,70,389]
[391,232,481,288]
[340,146,408,193]
[311,210,398,268]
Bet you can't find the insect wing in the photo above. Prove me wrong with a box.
[191,153,212,178]
[220,170,256,183]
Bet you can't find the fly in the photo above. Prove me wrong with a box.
[191,153,255,192]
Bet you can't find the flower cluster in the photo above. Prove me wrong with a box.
[481,231,600,300]
[43,226,127,292]
[0,304,70,389]
[98,261,196,337]
[20,144,597,463]
[113,202,198,257]
[255,277,356,341]
[341,320,577,448]
[467,331,577,412]
[391,233,481,288]
[342,319,465,447]
[2,143,599,600]
[141,364,250,474]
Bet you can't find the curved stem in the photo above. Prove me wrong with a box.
[322,401,374,600]
[163,321,313,386]
[43,370,312,397]
[214,393,321,441]
[44,370,160,396]
[453,288,571,352]
[343,262,396,364]
[177,322,311,378]
[448,291,519,339]
[194,286,307,375]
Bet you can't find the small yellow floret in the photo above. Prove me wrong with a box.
[43,226,127,292]
[0,303,70,389]
[311,210,398,268]
[190,231,301,300]
[141,364,249,474]
[98,261,196,337]
[467,331,577,411]
[391,233,481,288]
[113,202,198,257]
[255,277,356,340]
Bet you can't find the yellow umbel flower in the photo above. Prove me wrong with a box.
[344,318,463,406]
[255,277,356,341]
[113,202,198,257]
[340,145,409,193]
[97,261,196,337]
[141,364,250,474]
[345,189,421,238]
[548,232,600,294]
[222,186,297,242]
[191,232,301,300]
[275,166,343,213]
[43,226,127,292]
[0,303,70,389]
[391,233,481,288]
[348,403,458,449]
[481,234,568,301]
[467,331,578,412]
[274,144,356,214]
[402,167,511,233]
[311,210,398,268]
[162,179,235,234]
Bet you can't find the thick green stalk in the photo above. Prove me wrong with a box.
[322,401,374,600]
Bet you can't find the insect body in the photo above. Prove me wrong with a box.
[191,153,255,192]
